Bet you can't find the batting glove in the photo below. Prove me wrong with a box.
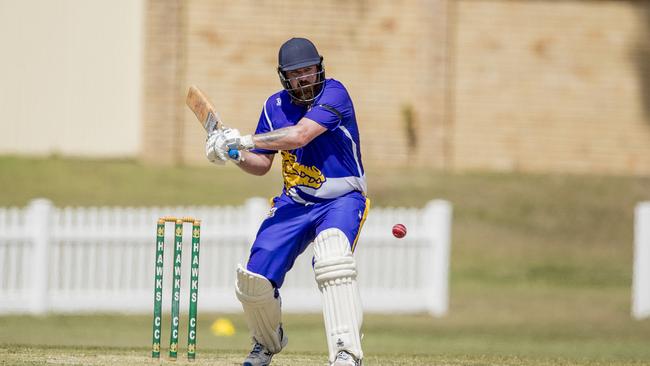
[223,128,255,151]
[205,130,228,165]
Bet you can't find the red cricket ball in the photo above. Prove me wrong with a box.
[392,224,407,239]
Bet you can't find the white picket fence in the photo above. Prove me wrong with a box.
[633,201,650,319]
[0,198,452,316]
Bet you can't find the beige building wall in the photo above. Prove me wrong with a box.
[141,0,450,168]
[0,0,144,157]
[452,1,650,175]
[142,0,650,175]
[2,1,646,175]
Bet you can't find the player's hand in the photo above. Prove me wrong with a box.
[223,128,255,151]
[205,130,228,165]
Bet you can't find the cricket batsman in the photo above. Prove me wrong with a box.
[205,37,368,366]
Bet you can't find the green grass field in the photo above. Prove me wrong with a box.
[1,156,649,365]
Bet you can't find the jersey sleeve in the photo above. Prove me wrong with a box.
[304,81,351,131]
[250,98,277,155]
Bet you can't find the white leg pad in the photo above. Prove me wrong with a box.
[313,228,363,363]
[235,265,285,353]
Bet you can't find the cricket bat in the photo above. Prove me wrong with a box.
[185,85,241,160]
[185,85,223,133]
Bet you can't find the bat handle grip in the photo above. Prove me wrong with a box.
[228,149,241,160]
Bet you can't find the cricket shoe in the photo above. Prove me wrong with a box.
[242,327,288,366]
[331,350,362,366]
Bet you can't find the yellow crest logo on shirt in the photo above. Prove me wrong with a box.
[281,151,325,190]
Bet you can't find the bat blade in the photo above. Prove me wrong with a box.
[186,85,222,133]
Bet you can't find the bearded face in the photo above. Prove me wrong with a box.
[284,65,324,104]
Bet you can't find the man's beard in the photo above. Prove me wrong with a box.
[296,83,315,100]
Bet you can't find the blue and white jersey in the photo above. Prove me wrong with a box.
[251,79,366,205]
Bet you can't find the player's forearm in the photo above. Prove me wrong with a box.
[236,151,273,176]
[252,125,310,151]
[226,118,325,152]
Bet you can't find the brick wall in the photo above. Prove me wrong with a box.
[141,0,449,167]
[141,0,186,164]
[452,0,650,175]
[141,0,650,175]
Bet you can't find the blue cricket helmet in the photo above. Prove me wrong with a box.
[278,37,322,71]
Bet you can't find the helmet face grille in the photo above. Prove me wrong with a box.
[278,67,326,105]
